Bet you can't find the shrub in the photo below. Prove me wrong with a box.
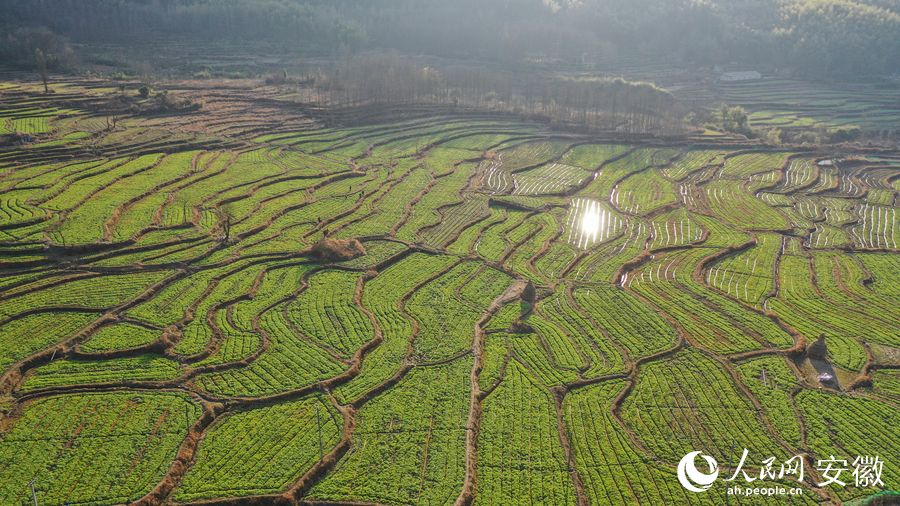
[828,126,861,143]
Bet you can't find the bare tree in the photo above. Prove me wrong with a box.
[34,49,49,93]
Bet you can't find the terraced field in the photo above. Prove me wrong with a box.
[0,77,898,505]
[717,78,900,133]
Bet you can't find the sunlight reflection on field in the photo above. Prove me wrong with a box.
[567,198,621,249]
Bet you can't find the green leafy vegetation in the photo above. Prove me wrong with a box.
[0,58,895,505]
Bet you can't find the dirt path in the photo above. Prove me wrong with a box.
[455,278,526,506]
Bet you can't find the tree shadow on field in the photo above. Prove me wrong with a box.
[804,334,841,390]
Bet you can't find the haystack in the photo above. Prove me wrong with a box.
[310,238,366,261]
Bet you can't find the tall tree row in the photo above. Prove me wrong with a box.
[307,54,684,134]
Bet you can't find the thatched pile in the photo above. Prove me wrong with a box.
[310,238,366,261]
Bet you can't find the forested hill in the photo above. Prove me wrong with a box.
[2,0,900,76]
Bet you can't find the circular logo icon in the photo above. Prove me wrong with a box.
[677,450,719,492]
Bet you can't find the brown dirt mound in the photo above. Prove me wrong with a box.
[311,238,366,261]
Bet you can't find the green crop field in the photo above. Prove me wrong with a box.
[0,73,898,506]
[717,78,900,133]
